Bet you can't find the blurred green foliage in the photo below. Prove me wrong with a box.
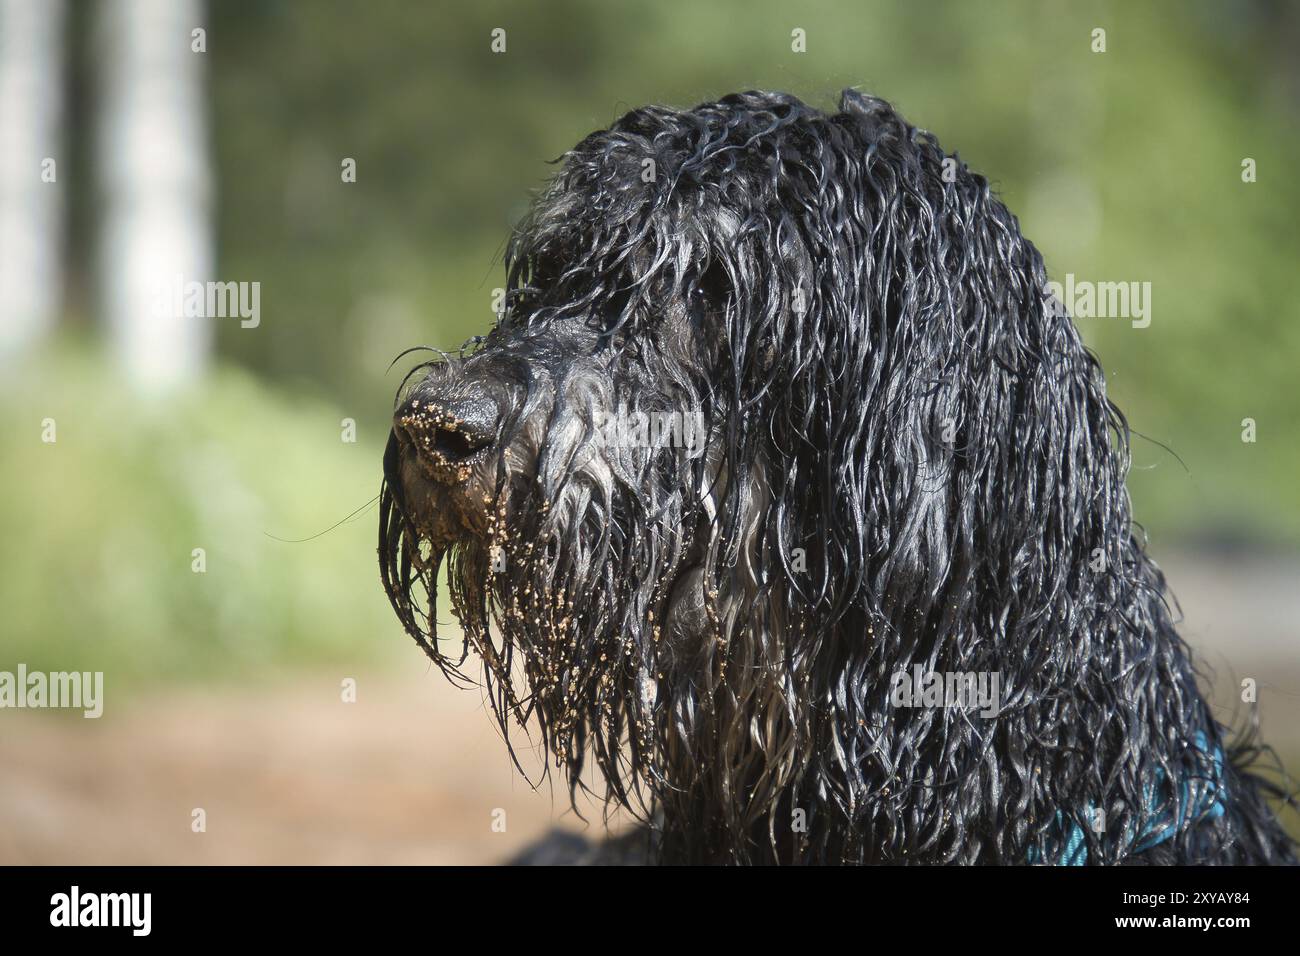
[0,346,400,683]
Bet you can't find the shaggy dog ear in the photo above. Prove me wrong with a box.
[757,90,1122,655]
[711,91,1129,861]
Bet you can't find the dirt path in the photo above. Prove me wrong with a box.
[0,670,615,865]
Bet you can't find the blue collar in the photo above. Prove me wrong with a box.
[1032,730,1226,865]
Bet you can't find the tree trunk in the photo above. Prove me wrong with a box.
[97,0,213,393]
[0,0,66,366]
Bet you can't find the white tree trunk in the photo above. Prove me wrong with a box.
[97,0,212,393]
[0,0,65,366]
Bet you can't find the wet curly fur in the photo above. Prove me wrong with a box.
[379,89,1296,864]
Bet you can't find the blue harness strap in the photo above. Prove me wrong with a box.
[1030,731,1226,865]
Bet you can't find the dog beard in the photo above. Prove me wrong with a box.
[379,383,714,813]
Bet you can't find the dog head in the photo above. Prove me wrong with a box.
[379,90,1180,862]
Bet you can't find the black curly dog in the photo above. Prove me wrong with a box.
[379,90,1295,864]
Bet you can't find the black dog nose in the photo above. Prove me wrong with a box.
[393,393,499,480]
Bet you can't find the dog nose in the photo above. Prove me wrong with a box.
[393,392,499,480]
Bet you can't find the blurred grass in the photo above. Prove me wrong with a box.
[0,346,401,686]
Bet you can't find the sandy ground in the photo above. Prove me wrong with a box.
[0,668,617,865]
[1,551,1296,864]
